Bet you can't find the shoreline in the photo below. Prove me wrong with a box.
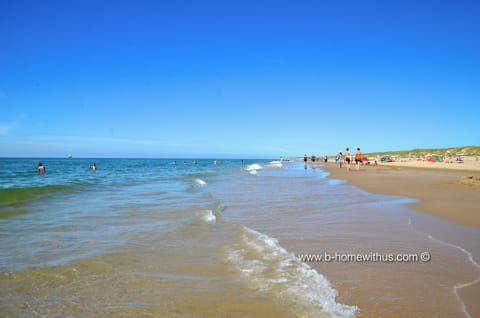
[321,161,480,229]
[320,160,480,317]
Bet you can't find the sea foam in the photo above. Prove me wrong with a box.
[194,178,207,186]
[245,163,263,171]
[244,163,262,176]
[200,210,216,223]
[226,227,358,317]
[267,160,283,168]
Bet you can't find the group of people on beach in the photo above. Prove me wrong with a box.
[302,147,365,171]
[303,154,328,169]
[336,147,364,171]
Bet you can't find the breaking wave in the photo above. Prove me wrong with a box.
[226,227,358,317]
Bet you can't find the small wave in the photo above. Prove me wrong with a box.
[226,227,358,317]
[194,178,207,186]
[245,163,262,176]
[245,163,263,171]
[267,161,283,168]
[199,210,216,223]
[0,185,73,206]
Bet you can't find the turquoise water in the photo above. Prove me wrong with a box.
[0,158,478,317]
[0,158,253,270]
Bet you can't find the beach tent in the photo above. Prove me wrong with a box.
[381,155,393,162]
[361,156,369,162]
[427,155,442,163]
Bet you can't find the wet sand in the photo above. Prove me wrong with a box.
[322,160,480,317]
[322,161,480,228]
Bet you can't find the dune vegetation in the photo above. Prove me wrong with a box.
[364,146,480,158]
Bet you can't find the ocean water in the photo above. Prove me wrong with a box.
[0,158,479,317]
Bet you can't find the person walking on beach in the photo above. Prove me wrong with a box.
[337,152,344,168]
[345,147,351,171]
[303,154,308,170]
[355,148,362,171]
[311,154,316,169]
[38,162,46,174]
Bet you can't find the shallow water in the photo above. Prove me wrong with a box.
[0,158,478,317]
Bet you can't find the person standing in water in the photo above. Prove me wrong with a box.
[38,162,46,174]
[90,163,97,171]
[303,154,308,170]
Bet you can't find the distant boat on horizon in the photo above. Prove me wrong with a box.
[67,154,73,159]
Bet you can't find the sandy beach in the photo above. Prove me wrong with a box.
[2,158,479,317]
[321,159,480,317]
[322,159,480,228]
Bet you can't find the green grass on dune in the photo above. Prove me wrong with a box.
[364,146,480,158]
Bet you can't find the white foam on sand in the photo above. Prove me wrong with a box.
[226,227,358,318]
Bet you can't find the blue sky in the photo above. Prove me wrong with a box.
[1,0,478,158]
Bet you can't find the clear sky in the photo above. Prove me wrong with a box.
[1,0,478,158]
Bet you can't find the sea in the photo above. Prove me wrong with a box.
[1,158,479,317]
